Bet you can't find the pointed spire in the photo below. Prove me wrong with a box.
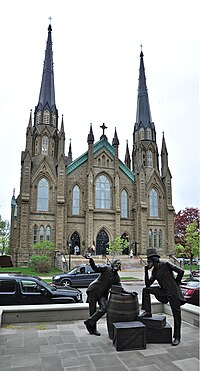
[11,188,16,208]
[67,139,73,164]
[161,132,170,178]
[28,109,32,128]
[87,123,94,144]
[112,127,119,146]
[161,131,168,155]
[136,49,152,127]
[60,114,65,134]
[124,140,131,169]
[34,24,58,128]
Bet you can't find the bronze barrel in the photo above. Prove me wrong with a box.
[107,285,139,340]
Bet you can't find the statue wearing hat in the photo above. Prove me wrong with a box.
[84,256,122,336]
[140,248,186,346]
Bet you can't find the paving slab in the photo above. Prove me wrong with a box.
[0,314,199,371]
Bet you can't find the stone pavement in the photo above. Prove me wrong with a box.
[0,314,199,371]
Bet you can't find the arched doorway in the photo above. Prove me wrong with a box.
[70,232,80,254]
[96,229,109,256]
[121,232,129,255]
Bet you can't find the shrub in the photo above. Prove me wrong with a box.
[29,255,52,273]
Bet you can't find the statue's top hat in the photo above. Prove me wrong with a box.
[146,248,160,258]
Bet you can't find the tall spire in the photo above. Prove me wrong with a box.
[161,132,170,178]
[124,140,131,169]
[87,123,94,144]
[133,49,156,144]
[112,127,119,146]
[34,24,58,128]
[67,139,73,165]
[136,50,152,127]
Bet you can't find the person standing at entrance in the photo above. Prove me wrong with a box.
[84,257,122,336]
[140,248,185,346]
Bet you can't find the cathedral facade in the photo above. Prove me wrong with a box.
[10,24,174,266]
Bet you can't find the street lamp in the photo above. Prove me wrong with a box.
[67,240,72,270]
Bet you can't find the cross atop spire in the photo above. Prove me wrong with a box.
[100,123,108,140]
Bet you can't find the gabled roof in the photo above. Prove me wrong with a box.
[67,138,134,182]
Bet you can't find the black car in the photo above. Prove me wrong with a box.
[0,274,83,305]
[180,279,200,306]
[52,264,100,287]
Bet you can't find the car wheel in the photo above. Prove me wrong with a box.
[62,279,71,287]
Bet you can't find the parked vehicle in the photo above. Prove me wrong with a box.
[0,274,82,305]
[52,264,101,287]
[180,280,200,306]
[190,270,200,278]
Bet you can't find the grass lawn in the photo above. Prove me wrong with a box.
[0,266,61,276]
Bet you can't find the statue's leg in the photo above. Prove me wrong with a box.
[141,286,167,315]
[169,299,181,345]
[88,296,107,325]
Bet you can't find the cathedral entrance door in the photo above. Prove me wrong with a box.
[70,232,80,254]
[96,230,109,256]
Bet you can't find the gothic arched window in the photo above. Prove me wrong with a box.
[35,137,39,155]
[52,113,56,127]
[121,190,128,218]
[95,175,110,209]
[140,128,144,140]
[159,229,162,248]
[148,229,152,247]
[72,185,80,215]
[154,229,157,247]
[39,226,44,242]
[36,111,41,125]
[147,128,151,140]
[33,225,38,244]
[46,226,51,241]
[147,150,153,167]
[43,109,50,125]
[149,188,158,217]
[37,178,49,211]
[42,135,49,155]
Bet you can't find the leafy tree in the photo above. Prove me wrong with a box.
[32,240,55,251]
[0,215,10,255]
[107,236,129,257]
[174,207,199,246]
[175,221,199,270]
[185,221,199,263]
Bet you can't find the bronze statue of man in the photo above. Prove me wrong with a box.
[84,257,121,336]
[140,248,186,346]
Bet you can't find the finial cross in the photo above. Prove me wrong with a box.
[49,16,52,24]
[100,123,107,136]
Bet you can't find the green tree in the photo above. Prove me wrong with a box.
[174,207,199,246]
[0,215,10,255]
[185,222,199,269]
[107,236,129,257]
[32,240,55,252]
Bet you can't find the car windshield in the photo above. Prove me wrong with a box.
[35,277,57,291]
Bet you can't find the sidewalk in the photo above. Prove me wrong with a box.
[0,314,199,370]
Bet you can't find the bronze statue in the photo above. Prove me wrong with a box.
[84,257,121,336]
[140,248,186,346]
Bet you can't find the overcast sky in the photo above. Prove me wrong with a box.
[0,0,199,221]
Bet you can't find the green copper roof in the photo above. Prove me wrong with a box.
[67,138,134,182]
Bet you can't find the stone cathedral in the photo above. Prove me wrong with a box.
[10,24,174,266]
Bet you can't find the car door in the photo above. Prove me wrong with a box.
[19,279,51,305]
[71,266,87,287]
[0,279,18,305]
